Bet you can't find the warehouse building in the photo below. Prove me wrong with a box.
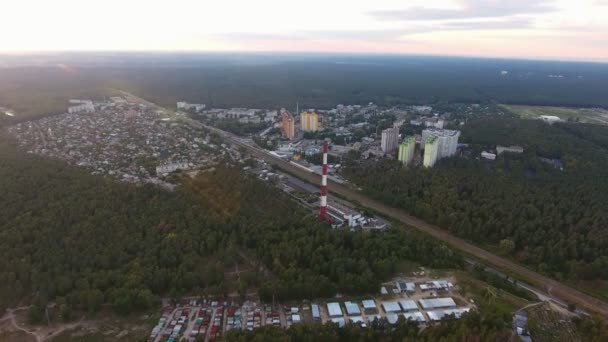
[311,304,321,321]
[331,318,346,327]
[382,301,402,313]
[403,311,426,324]
[362,299,378,314]
[327,302,343,318]
[396,281,416,293]
[399,300,419,312]
[344,301,361,316]
[427,307,470,321]
[418,297,457,310]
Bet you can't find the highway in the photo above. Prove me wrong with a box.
[120,91,608,317]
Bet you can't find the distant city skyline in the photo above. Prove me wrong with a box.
[1,0,607,61]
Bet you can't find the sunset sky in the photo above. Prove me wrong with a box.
[1,0,607,61]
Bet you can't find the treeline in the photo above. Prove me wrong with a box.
[343,119,608,282]
[472,266,537,301]
[222,310,512,342]
[3,56,608,121]
[0,134,462,318]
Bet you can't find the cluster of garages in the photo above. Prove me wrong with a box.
[149,281,472,341]
[324,297,470,327]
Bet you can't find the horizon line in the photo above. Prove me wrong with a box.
[0,50,606,65]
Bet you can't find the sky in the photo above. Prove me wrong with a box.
[1,0,607,61]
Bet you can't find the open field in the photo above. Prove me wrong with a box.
[0,306,154,342]
[504,105,608,125]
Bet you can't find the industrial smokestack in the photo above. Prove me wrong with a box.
[319,140,328,221]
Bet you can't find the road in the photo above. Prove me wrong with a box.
[119,91,608,317]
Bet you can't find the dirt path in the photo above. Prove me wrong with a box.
[1,308,41,342]
[1,308,89,342]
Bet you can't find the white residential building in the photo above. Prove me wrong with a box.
[381,127,399,154]
[68,102,95,114]
[496,145,524,155]
[177,102,206,113]
[226,108,257,118]
[422,129,460,159]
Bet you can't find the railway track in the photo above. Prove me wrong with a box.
[120,91,608,317]
[213,127,608,317]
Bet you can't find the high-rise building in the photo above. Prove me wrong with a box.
[281,109,295,139]
[398,136,416,165]
[300,111,319,132]
[381,127,399,153]
[423,135,439,167]
[421,129,460,159]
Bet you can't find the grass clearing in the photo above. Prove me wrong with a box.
[503,105,608,125]
[455,271,530,313]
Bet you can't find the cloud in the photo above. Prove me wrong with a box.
[205,18,533,47]
[386,17,533,37]
[371,0,556,21]
[209,29,405,42]
[438,18,533,30]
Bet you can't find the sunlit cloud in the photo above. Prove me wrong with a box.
[0,0,605,61]
[371,0,557,21]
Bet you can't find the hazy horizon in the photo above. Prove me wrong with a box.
[1,0,607,61]
[0,50,606,66]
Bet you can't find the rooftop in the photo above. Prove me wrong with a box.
[426,307,470,321]
[399,300,418,311]
[311,304,320,318]
[382,301,402,313]
[419,297,456,310]
[386,313,399,324]
[331,318,345,328]
[327,302,343,317]
[344,301,361,316]
[403,311,426,323]
[362,299,377,309]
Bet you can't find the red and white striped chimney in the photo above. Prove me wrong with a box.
[319,140,329,221]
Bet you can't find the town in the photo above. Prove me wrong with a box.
[8,97,225,190]
[7,97,490,231]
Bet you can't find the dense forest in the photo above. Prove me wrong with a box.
[1,54,608,120]
[0,133,462,318]
[344,119,608,286]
